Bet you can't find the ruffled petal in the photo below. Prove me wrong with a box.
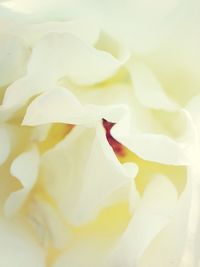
[27,198,71,249]
[0,33,30,86]
[41,126,137,225]
[53,236,111,267]
[129,61,179,111]
[23,86,129,126]
[2,76,45,108]
[23,87,84,126]
[27,32,125,85]
[4,147,40,217]
[2,0,191,53]
[24,20,100,47]
[107,175,178,267]
[0,124,10,165]
[187,94,200,133]
[111,110,195,165]
[0,218,45,267]
[139,181,191,267]
[0,18,100,46]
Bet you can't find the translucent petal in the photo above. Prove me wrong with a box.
[111,110,195,165]
[23,86,129,126]
[23,87,84,126]
[4,147,40,217]
[0,125,10,165]
[41,126,137,225]
[108,175,178,267]
[129,61,179,111]
[0,218,45,267]
[24,20,100,46]
[27,32,125,85]
[139,175,192,267]
[0,33,29,86]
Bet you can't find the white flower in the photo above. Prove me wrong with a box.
[0,1,200,267]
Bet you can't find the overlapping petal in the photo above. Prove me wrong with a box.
[0,218,45,267]
[0,33,30,86]
[0,124,10,165]
[128,61,179,111]
[1,31,128,111]
[107,175,178,267]
[27,32,126,85]
[0,1,199,266]
[23,79,195,166]
[4,147,40,217]
[40,126,137,225]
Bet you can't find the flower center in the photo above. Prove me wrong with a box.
[102,119,125,157]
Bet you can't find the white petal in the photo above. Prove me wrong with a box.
[2,76,44,108]
[0,125,10,165]
[95,31,130,64]
[139,173,192,267]
[31,124,51,142]
[41,126,137,225]
[0,33,30,86]
[23,87,84,126]
[25,20,100,46]
[0,19,100,47]
[24,86,194,166]
[27,32,124,85]
[67,83,133,107]
[0,105,20,121]
[3,0,189,53]
[186,94,200,132]
[129,62,178,111]
[53,236,111,267]
[108,175,178,267]
[111,110,195,165]
[4,147,40,217]
[23,87,129,126]
[27,199,71,249]
[0,218,45,267]
[69,124,138,224]
[117,133,191,165]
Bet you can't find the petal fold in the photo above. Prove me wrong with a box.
[41,126,137,225]
[0,33,29,86]
[129,62,178,111]
[0,219,45,267]
[4,147,40,217]
[27,32,124,85]
[0,125,10,165]
[107,175,178,267]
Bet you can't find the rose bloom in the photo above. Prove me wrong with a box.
[0,0,200,267]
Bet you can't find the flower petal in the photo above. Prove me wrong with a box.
[41,126,137,225]
[129,61,179,111]
[27,198,71,249]
[2,0,190,52]
[0,124,10,165]
[4,147,40,217]
[27,32,124,85]
[53,236,111,267]
[0,218,45,267]
[108,175,178,267]
[25,20,100,47]
[111,110,195,165]
[23,86,128,126]
[2,76,45,108]
[0,33,30,86]
[139,175,192,267]
[0,18,100,46]
[23,87,84,126]
[186,94,200,132]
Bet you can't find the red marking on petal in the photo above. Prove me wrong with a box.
[102,119,125,157]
